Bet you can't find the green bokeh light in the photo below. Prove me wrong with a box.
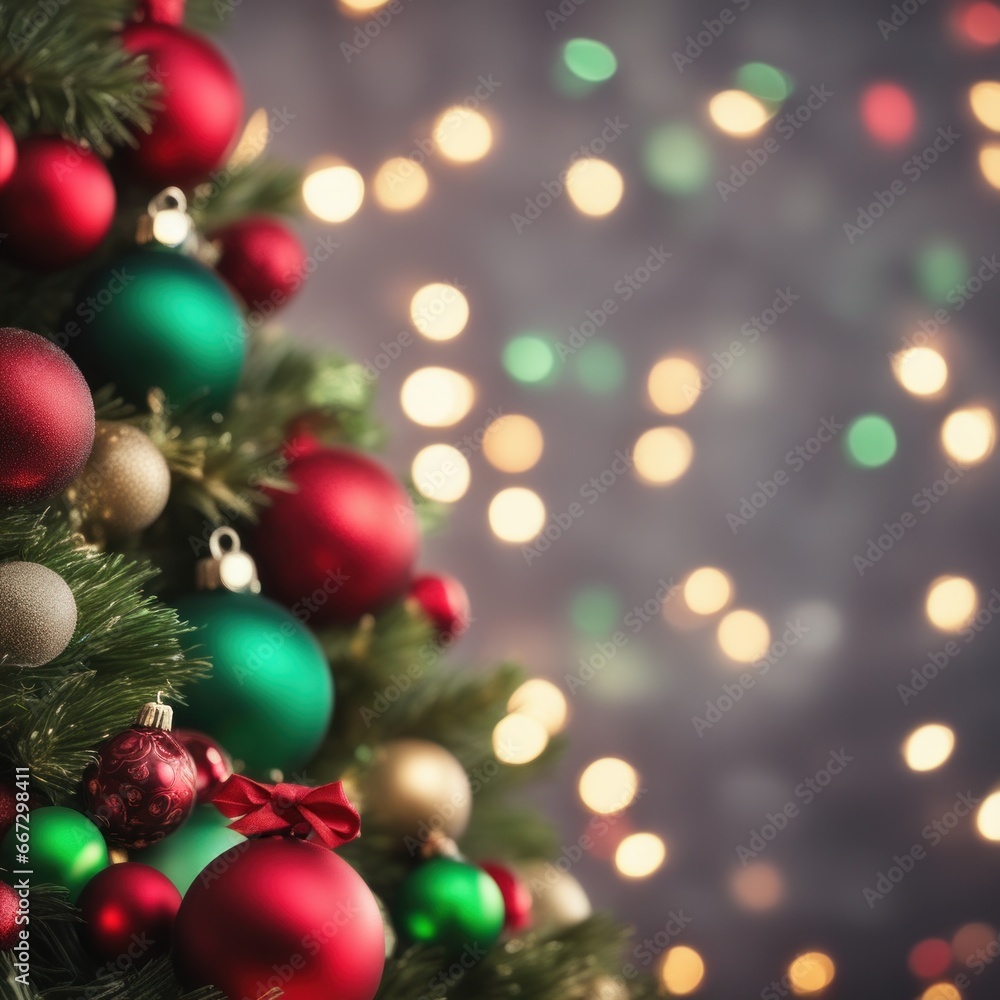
[735,62,793,103]
[503,333,557,384]
[846,414,897,468]
[916,241,969,303]
[570,586,621,636]
[576,340,625,394]
[563,38,617,83]
[642,124,712,195]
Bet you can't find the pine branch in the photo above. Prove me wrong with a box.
[190,158,304,230]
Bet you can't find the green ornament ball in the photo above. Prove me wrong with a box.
[141,805,245,896]
[69,248,245,412]
[1,806,108,902]
[174,590,334,778]
[394,857,505,955]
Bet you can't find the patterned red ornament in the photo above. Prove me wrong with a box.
[0,136,115,270]
[77,862,181,965]
[175,730,233,805]
[0,882,19,951]
[121,23,242,188]
[0,328,96,506]
[481,861,533,933]
[212,216,306,313]
[408,573,471,640]
[0,117,16,189]
[84,700,197,849]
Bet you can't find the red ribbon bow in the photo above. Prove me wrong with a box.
[211,775,361,849]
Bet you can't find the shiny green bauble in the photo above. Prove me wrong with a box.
[69,248,245,411]
[174,590,334,777]
[1,806,108,902]
[394,858,505,955]
[141,805,246,896]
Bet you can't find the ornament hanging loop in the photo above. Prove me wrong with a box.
[196,527,261,594]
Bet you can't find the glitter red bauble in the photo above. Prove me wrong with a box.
[0,328,95,506]
[77,862,181,965]
[212,216,306,313]
[409,573,471,640]
[481,861,533,933]
[0,784,16,841]
[0,118,16,189]
[175,730,233,805]
[252,447,420,624]
[174,837,385,1000]
[0,136,115,270]
[84,726,197,848]
[121,23,242,188]
[0,882,19,951]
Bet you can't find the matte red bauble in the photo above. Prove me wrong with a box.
[252,447,420,624]
[121,23,242,188]
[0,117,16,189]
[409,573,471,640]
[0,136,115,270]
[0,328,95,505]
[174,838,385,1000]
[0,882,18,950]
[175,730,233,805]
[481,861,533,933]
[77,862,181,965]
[212,216,306,312]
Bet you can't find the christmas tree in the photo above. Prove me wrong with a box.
[0,1,655,998]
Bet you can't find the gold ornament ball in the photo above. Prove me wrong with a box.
[513,861,592,930]
[362,738,471,845]
[72,421,171,540]
[0,561,78,667]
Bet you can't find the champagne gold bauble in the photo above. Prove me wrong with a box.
[0,561,77,667]
[512,860,592,931]
[72,421,171,540]
[362,739,471,847]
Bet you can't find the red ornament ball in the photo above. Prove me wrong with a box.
[0,136,115,271]
[84,723,197,849]
[253,447,420,624]
[409,573,471,640]
[0,784,16,841]
[212,216,306,312]
[175,730,233,805]
[174,838,385,1000]
[122,23,242,188]
[77,862,181,966]
[0,328,95,505]
[481,861,533,933]
[0,882,19,951]
[0,118,16,189]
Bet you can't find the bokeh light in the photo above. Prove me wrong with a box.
[302,160,365,222]
[492,713,549,764]
[488,487,546,543]
[338,0,391,12]
[845,414,897,467]
[902,723,956,771]
[400,367,474,427]
[409,282,469,340]
[683,567,732,616]
[920,985,961,1000]
[952,922,998,959]
[892,347,948,396]
[642,124,712,195]
[730,862,785,911]
[508,679,568,735]
[563,38,617,82]
[708,89,769,136]
[648,356,702,414]
[614,833,666,878]
[372,157,429,211]
[956,2,1000,46]
[735,62,793,103]
[916,241,968,303]
[979,143,1000,188]
[433,106,493,163]
[970,81,1000,130]
[578,757,639,814]
[659,946,705,994]
[907,938,953,980]
[566,158,625,216]
[860,82,916,145]
[483,414,544,472]
[503,334,557,384]
[570,585,621,636]
[411,444,471,503]
[976,790,1000,840]
[717,609,770,662]
[576,340,626,394]
[787,952,835,994]
[941,406,995,463]
[633,427,694,485]
[925,576,978,631]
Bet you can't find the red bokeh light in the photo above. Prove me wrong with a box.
[954,2,1000,46]
[860,82,917,146]
[907,938,953,979]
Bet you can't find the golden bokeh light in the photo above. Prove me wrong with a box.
[683,567,732,616]
[409,282,469,341]
[709,89,770,136]
[633,427,694,485]
[659,946,705,995]
[228,107,270,170]
[338,0,392,13]
[411,444,471,503]
[433,106,493,163]
[508,678,568,734]
[920,985,962,1000]
[730,862,785,911]
[492,712,549,764]
[302,161,365,222]
[941,407,996,464]
[976,791,1000,841]
[787,952,835,994]
[565,158,625,216]
[648,356,702,414]
[892,347,948,396]
[981,144,1000,189]
[400,367,475,427]
[925,576,978,631]
[483,414,545,473]
[578,757,639,815]
[717,609,770,663]
[970,81,1000,131]
[902,723,956,772]
[614,832,667,878]
[372,157,429,211]
[488,487,546,543]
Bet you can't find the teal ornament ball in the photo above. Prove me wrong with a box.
[394,857,505,955]
[1,806,108,902]
[174,590,333,777]
[141,805,245,896]
[68,248,245,411]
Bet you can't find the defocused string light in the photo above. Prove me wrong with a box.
[845,413,897,467]
[570,586,620,636]
[659,946,705,995]
[907,939,953,980]
[578,757,638,814]
[916,241,968,303]
[642,124,712,196]
[925,576,977,631]
[562,38,617,83]
[920,985,961,1000]
[717,609,770,662]
[409,282,469,340]
[338,0,391,13]
[787,952,835,994]
[228,107,270,169]
[941,406,995,463]
[411,444,471,503]
[683,567,732,616]
[735,62,793,103]
[976,791,1000,840]
[952,923,998,960]
[892,347,948,396]
[708,89,769,136]
[492,713,549,764]
[979,143,1000,188]
[302,160,365,222]
[483,414,544,472]
[648,356,701,414]
[902,723,956,771]
[503,334,557,384]
[488,487,546,543]
[860,82,916,145]
[955,2,1000,46]
[433,106,493,163]
[730,862,784,911]
[400,367,474,427]
[566,158,624,216]
[508,679,568,734]
[372,157,429,211]
[575,340,626,394]
[614,833,666,878]
[633,427,694,485]
[970,81,1000,130]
